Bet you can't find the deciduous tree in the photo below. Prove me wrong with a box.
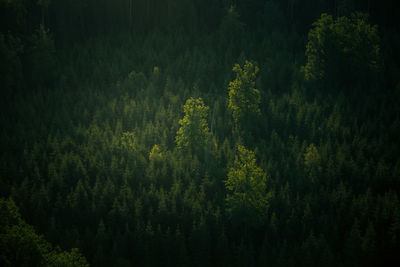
[228,60,261,128]
[176,97,210,155]
[225,145,269,229]
[302,13,382,90]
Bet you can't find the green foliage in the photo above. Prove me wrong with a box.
[1,2,400,266]
[120,132,136,151]
[46,248,89,267]
[303,13,382,89]
[149,144,162,162]
[228,60,261,126]
[225,145,269,229]
[176,97,210,154]
[0,198,89,267]
[0,198,23,227]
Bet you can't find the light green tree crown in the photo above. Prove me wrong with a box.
[176,97,210,153]
[225,145,269,228]
[228,60,261,124]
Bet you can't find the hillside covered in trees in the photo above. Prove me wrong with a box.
[1,0,400,266]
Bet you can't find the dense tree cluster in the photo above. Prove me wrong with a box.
[1,0,400,266]
[0,199,88,266]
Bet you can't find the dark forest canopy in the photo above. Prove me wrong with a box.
[1,0,400,41]
[1,0,400,266]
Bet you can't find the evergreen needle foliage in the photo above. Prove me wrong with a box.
[1,0,400,266]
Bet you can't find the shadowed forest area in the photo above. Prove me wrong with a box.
[1,0,400,266]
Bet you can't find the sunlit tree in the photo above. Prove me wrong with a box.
[228,60,261,127]
[149,144,162,162]
[176,97,210,154]
[225,145,269,229]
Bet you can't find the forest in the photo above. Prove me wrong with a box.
[1,0,400,266]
